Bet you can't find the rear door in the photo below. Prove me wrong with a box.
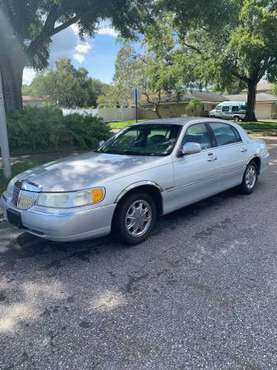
[207,122,249,189]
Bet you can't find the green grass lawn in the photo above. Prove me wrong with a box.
[108,120,145,129]
[240,121,277,135]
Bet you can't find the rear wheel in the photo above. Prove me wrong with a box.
[239,161,258,194]
[233,115,240,122]
[112,192,157,245]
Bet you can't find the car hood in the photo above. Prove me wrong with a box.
[15,152,164,192]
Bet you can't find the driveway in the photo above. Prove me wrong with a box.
[1,138,277,370]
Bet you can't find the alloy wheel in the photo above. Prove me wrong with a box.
[245,165,257,190]
[125,200,152,238]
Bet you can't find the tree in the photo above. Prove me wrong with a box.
[0,0,153,112]
[24,59,108,107]
[104,34,185,118]
[160,0,277,121]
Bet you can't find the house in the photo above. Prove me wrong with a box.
[242,81,275,94]
[22,95,47,107]
[139,88,277,120]
[139,91,226,120]
[224,93,277,120]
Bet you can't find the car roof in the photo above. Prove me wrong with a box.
[218,101,246,105]
[132,117,232,127]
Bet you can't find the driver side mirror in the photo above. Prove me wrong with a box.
[179,142,202,157]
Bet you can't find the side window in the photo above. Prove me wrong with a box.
[232,106,239,112]
[113,129,139,150]
[182,123,212,150]
[240,104,247,111]
[222,106,230,112]
[210,123,242,146]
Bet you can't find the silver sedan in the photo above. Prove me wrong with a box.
[0,118,270,245]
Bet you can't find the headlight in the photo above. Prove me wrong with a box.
[37,187,105,208]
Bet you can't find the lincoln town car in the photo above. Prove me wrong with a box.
[0,118,270,245]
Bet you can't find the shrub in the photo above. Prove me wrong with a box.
[185,99,205,116]
[63,114,111,150]
[7,107,112,153]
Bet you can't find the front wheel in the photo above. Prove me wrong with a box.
[239,162,258,194]
[112,192,157,245]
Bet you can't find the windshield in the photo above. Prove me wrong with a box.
[98,124,182,156]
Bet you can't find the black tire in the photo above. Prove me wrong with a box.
[233,116,240,122]
[239,161,258,194]
[112,192,157,245]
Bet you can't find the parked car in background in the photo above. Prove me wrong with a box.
[209,101,247,121]
[0,118,269,245]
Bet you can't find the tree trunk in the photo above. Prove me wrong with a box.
[245,81,257,122]
[0,56,24,113]
[0,71,11,178]
[154,104,162,118]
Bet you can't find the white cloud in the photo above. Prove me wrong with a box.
[75,42,91,54]
[73,53,85,64]
[23,21,115,79]
[97,27,118,37]
[71,23,79,35]
[71,21,118,38]
[73,41,92,64]
[23,68,37,85]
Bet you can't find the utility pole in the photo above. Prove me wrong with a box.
[135,87,138,123]
[132,87,141,123]
[0,71,11,179]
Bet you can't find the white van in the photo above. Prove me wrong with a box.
[209,101,247,121]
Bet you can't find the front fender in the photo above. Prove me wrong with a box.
[115,181,163,203]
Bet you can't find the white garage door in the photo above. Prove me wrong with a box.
[255,103,272,119]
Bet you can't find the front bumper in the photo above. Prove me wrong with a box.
[0,195,116,242]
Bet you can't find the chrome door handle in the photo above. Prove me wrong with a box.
[241,147,247,152]
[207,153,217,161]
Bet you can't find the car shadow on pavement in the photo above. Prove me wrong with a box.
[0,229,121,271]
[0,186,242,270]
[154,187,241,234]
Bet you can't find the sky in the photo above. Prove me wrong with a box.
[23,22,126,86]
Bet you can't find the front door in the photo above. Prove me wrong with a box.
[171,123,222,211]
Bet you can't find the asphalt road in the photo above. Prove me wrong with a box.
[1,137,277,370]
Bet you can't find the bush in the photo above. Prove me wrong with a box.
[185,99,205,116]
[7,107,112,153]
